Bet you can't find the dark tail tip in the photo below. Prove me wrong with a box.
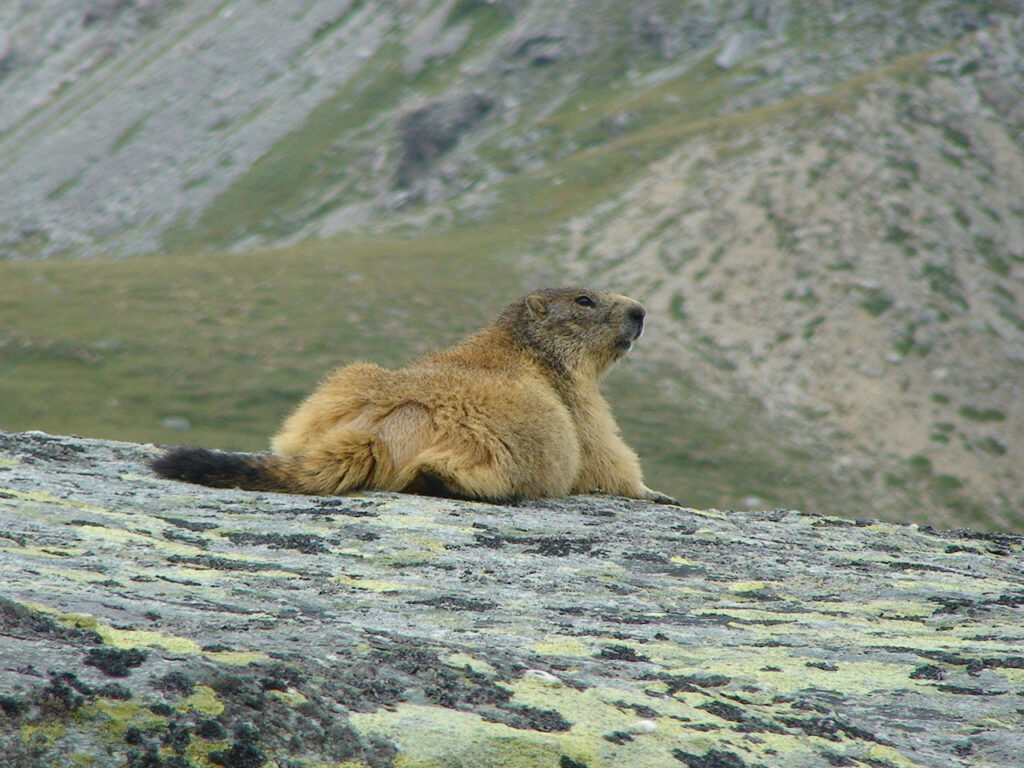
[150,447,282,491]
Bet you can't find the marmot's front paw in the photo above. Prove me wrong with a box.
[643,487,682,506]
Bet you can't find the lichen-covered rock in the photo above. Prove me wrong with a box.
[1,430,1022,767]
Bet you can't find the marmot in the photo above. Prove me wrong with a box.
[152,287,678,505]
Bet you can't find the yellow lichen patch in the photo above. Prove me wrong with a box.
[19,721,65,747]
[531,636,591,657]
[203,649,269,665]
[0,487,108,515]
[350,703,565,768]
[86,697,167,737]
[697,606,813,624]
[1,544,87,558]
[176,685,225,715]
[442,652,498,676]
[691,508,727,520]
[997,668,1024,685]
[79,525,224,559]
[97,625,202,654]
[851,599,937,618]
[868,744,931,768]
[96,625,265,665]
[270,687,309,706]
[666,648,918,697]
[726,580,769,593]
[185,736,232,766]
[668,555,698,565]
[0,457,19,468]
[503,679,818,768]
[21,601,265,665]
[335,575,415,593]
[366,512,440,530]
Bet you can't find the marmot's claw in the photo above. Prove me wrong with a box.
[646,489,682,506]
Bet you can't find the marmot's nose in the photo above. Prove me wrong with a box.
[628,305,646,324]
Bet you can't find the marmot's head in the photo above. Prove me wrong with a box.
[507,287,647,378]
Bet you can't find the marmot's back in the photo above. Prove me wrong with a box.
[152,288,677,505]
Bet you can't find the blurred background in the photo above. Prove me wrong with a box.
[1,1,1021,531]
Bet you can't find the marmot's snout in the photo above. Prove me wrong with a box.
[628,304,646,339]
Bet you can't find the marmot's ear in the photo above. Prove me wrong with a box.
[525,294,548,318]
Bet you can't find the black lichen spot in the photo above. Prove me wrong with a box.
[672,748,748,767]
[473,532,595,556]
[162,528,210,549]
[560,756,590,768]
[696,700,747,722]
[696,700,785,735]
[928,596,979,615]
[991,593,1024,607]
[210,724,266,768]
[412,595,498,611]
[613,700,659,719]
[603,730,634,744]
[162,721,191,753]
[777,715,888,744]
[806,661,838,671]
[166,554,280,572]
[150,702,174,716]
[658,673,731,694]
[0,597,101,644]
[473,533,505,549]
[224,531,331,555]
[0,694,28,717]
[820,751,857,766]
[162,516,219,532]
[597,644,649,663]
[195,718,228,739]
[98,682,133,700]
[523,536,594,556]
[490,703,571,732]
[153,671,195,695]
[127,746,163,768]
[40,671,89,713]
[124,726,145,745]
[936,684,1002,696]
[85,646,148,677]
[910,664,946,680]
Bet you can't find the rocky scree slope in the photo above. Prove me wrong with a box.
[1,0,1020,257]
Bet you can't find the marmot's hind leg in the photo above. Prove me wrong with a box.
[293,432,393,494]
[399,449,517,504]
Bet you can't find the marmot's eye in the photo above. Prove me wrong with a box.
[575,295,595,307]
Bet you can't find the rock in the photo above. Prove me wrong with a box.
[395,92,496,189]
[715,30,766,69]
[1,430,1023,767]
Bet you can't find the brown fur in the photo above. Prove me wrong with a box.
[152,287,677,504]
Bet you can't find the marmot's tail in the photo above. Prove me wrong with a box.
[150,447,298,493]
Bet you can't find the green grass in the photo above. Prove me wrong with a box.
[0,229,524,450]
[605,361,844,513]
